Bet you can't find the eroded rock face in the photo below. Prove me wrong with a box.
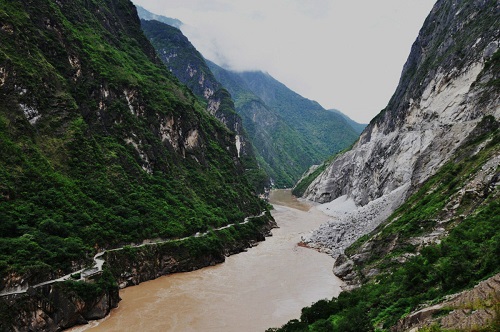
[105,217,276,289]
[304,0,499,209]
[305,59,497,207]
[392,273,500,332]
[302,5,500,306]
[0,283,120,332]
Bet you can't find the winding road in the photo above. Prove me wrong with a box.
[0,212,265,297]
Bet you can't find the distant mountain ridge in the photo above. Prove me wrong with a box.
[135,5,182,28]
[208,62,360,187]
[137,7,360,188]
[328,109,366,134]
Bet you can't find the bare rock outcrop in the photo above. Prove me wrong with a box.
[0,283,120,332]
[302,0,499,265]
[393,273,500,331]
[304,0,499,210]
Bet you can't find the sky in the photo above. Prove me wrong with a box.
[132,0,436,123]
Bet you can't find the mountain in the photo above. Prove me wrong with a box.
[276,0,499,330]
[135,5,182,28]
[328,109,366,134]
[208,62,360,187]
[137,12,360,189]
[303,1,499,207]
[0,0,274,330]
[139,19,269,192]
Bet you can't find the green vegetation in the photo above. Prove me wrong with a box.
[292,164,327,197]
[59,268,117,303]
[270,119,500,331]
[105,212,272,280]
[484,49,500,89]
[140,19,214,99]
[0,0,269,285]
[327,109,366,135]
[140,19,269,193]
[207,61,360,188]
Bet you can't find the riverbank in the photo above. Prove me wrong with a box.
[0,211,276,332]
[302,183,410,258]
[67,190,343,332]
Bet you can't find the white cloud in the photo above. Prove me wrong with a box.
[133,0,436,123]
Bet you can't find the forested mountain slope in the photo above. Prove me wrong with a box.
[137,7,360,189]
[275,0,500,330]
[208,62,360,187]
[328,109,366,135]
[139,18,269,192]
[0,0,272,330]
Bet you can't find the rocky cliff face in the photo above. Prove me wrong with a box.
[1,281,120,331]
[302,0,500,284]
[305,0,499,207]
[392,273,500,331]
[272,2,499,331]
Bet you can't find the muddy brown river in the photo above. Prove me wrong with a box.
[70,189,342,332]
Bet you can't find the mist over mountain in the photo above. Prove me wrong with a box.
[137,7,360,188]
[135,5,182,28]
[140,18,269,192]
[208,62,360,187]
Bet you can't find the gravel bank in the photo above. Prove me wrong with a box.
[302,183,410,257]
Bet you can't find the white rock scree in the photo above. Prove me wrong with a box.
[301,183,410,258]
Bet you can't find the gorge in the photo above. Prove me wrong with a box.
[0,0,499,331]
[68,190,343,332]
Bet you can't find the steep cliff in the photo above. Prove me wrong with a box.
[277,115,500,331]
[0,0,273,330]
[304,0,499,207]
[0,273,120,331]
[139,18,269,192]
[208,62,360,187]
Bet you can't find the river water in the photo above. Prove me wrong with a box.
[71,189,342,332]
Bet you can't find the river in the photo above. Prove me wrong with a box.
[70,189,343,332]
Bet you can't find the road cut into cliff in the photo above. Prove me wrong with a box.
[68,189,344,332]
